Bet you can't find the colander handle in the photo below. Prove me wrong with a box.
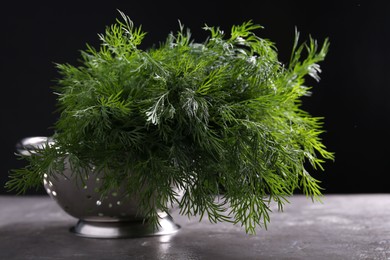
[16,136,54,156]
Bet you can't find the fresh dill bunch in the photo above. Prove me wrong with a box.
[7,10,334,234]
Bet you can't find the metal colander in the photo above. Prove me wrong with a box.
[17,137,181,238]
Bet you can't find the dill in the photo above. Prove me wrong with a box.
[7,10,334,234]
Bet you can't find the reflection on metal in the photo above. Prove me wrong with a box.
[71,215,180,239]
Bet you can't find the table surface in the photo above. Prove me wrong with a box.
[0,194,389,260]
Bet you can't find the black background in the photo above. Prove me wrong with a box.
[1,1,389,194]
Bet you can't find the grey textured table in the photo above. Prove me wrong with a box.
[0,194,389,260]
